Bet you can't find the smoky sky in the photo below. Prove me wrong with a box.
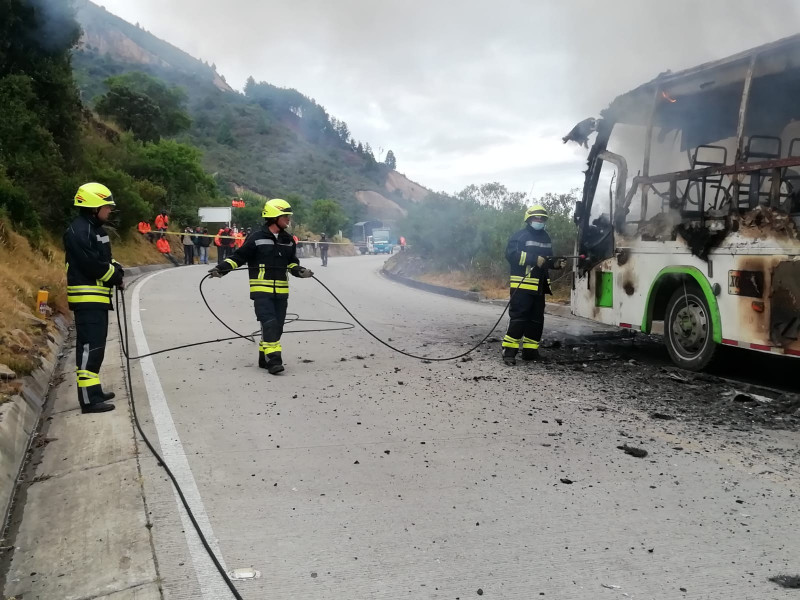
[92,0,800,196]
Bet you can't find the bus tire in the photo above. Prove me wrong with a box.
[664,283,718,371]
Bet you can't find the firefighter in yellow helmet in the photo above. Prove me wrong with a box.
[64,183,125,413]
[502,204,567,365]
[208,199,314,374]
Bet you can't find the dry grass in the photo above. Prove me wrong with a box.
[418,268,572,303]
[0,221,169,393]
[110,231,170,266]
[0,220,67,378]
[418,271,508,299]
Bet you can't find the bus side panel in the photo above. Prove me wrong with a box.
[571,258,620,327]
[717,252,800,356]
[614,252,659,330]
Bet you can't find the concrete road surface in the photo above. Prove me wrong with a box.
[127,254,800,600]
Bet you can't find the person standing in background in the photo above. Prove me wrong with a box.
[193,226,203,264]
[182,226,195,265]
[155,210,169,232]
[199,227,211,264]
[215,225,234,265]
[319,233,329,267]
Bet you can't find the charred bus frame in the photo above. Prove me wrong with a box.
[572,34,800,370]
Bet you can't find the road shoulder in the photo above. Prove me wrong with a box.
[380,265,573,317]
[1,312,162,599]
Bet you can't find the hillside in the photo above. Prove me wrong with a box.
[71,1,429,229]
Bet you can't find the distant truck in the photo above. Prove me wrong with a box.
[371,227,393,254]
[352,220,384,254]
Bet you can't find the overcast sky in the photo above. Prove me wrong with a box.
[93,0,800,197]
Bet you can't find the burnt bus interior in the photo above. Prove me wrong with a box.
[571,35,800,349]
[575,36,800,266]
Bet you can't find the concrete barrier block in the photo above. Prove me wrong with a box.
[0,395,39,522]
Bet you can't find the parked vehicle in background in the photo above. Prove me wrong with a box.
[371,227,393,254]
[352,220,384,254]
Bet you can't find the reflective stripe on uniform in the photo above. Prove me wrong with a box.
[254,239,274,246]
[519,251,527,266]
[509,275,539,291]
[260,340,282,354]
[502,335,520,348]
[225,258,238,269]
[96,235,110,244]
[249,279,288,286]
[249,279,289,294]
[67,285,112,304]
[287,262,298,269]
[67,285,112,293]
[98,264,115,282]
[525,240,552,248]
[522,337,540,350]
[76,369,101,387]
[68,294,112,304]
[510,282,539,291]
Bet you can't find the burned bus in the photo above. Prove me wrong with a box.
[571,34,800,370]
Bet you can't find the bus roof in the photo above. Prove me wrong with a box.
[605,33,800,126]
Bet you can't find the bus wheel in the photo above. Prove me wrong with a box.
[664,284,717,371]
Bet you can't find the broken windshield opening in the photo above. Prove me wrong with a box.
[580,123,646,258]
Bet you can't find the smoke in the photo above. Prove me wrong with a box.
[90,0,800,194]
[26,0,82,54]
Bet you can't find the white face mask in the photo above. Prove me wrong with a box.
[530,221,546,231]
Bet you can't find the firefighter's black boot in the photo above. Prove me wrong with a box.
[521,349,541,361]
[258,349,267,369]
[266,352,284,375]
[502,348,517,366]
[81,401,115,414]
[99,388,116,401]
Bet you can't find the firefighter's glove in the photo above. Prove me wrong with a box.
[536,255,547,268]
[292,266,314,278]
[208,267,224,278]
[109,264,125,287]
[552,258,568,269]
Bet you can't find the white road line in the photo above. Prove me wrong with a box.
[130,270,232,599]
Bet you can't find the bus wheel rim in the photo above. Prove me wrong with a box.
[672,298,709,357]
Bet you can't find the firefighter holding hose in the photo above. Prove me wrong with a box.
[208,199,313,374]
[502,204,567,365]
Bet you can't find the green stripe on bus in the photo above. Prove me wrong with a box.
[641,266,722,344]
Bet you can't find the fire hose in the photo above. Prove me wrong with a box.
[113,265,567,597]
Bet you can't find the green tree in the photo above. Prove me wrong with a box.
[308,199,347,235]
[0,0,83,232]
[284,193,310,225]
[401,185,578,280]
[244,76,256,96]
[384,149,397,170]
[216,111,235,146]
[539,190,579,256]
[125,138,218,224]
[95,85,162,142]
[95,72,191,142]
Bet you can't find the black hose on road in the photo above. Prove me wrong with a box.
[112,265,546,598]
[115,286,245,600]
